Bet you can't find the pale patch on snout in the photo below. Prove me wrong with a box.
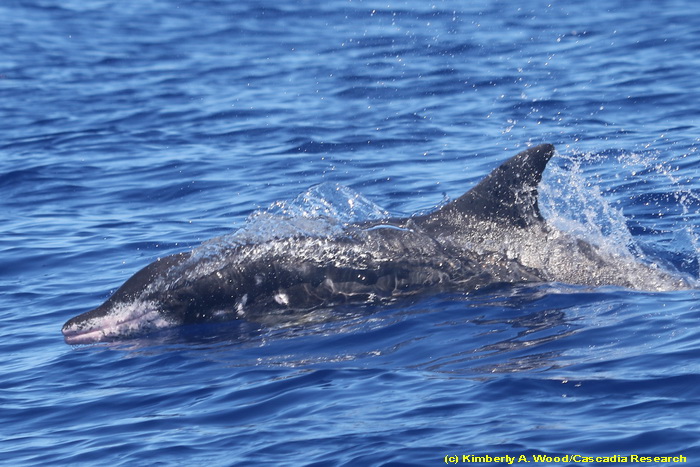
[62,301,174,345]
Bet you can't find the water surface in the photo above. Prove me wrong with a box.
[2,0,700,465]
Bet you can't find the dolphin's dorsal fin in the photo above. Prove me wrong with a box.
[418,144,555,228]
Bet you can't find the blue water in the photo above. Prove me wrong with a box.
[2,0,700,465]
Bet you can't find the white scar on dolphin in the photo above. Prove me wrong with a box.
[62,144,692,344]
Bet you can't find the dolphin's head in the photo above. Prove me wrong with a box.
[62,253,189,345]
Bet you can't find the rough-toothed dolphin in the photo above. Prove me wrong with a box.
[62,144,690,344]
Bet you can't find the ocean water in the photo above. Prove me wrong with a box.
[2,0,700,465]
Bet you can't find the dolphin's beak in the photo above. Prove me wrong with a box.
[62,301,170,344]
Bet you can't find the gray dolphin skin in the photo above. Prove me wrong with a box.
[62,144,690,344]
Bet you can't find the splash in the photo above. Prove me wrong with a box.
[540,147,700,280]
[196,183,390,257]
[539,150,638,255]
[614,147,700,276]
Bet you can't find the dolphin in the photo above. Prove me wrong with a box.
[62,144,690,344]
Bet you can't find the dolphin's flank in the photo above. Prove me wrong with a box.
[61,144,690,344]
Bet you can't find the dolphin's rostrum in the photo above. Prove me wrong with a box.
[62,144,690,344]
